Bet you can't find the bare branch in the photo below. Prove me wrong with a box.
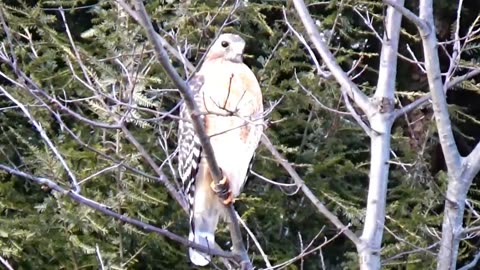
[463,142,480,181]
[382,0,430,34]
[118,124,185,209]
[251,170,297,188]
[442,0,464,93]
[405,0,470,268]
[394,68,480,118]
[0,164,235,260]
[294,71,349,115]
[405,44,426,73]
[235,211,272,268]
[376,0,404,100]
[394,94,431,119]
[341,87,373,137]
[356,2,404,269]
[290,0,371,114]
[59,7,93,86]
[267,225,348,270]
[127,0,251,267]
[260,135,362,247]
[95,244,106,270]
[114,0,195,72]
[448,69,480,89]
[458,250,480,270]
[0,255,14,270]
[0,86,81,193]
[283,9,330,78]
[418,0,462,173]
[131,0,221,188]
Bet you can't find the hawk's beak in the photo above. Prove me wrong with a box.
[234,54,243,62]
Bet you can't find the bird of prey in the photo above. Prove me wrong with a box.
[177,33,264,266]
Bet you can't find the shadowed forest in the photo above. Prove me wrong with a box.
[1,0,480,269]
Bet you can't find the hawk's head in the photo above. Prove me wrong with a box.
[206,33,246,63]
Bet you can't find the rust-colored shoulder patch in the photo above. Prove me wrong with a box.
[240,124,251,143]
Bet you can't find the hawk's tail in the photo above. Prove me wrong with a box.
[188,212,219,266]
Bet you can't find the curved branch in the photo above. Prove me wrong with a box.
[290,0,372,114]
[114,0,195,72]
[394,68,480,118]
[0,164,235,260]
[127,1,251,268]
[260,135,363,248]
[382,0,430,34]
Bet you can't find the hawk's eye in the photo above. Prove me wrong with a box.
[221,41,229,48]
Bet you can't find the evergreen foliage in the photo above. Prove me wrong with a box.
[1,0,480,269]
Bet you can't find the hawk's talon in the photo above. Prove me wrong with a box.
[210,175,233,205]
[222,192,234,205]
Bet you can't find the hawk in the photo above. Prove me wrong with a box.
[177,33,263,266]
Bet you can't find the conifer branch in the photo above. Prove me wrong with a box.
[0,163,236,260]
[260,135,362,248]
[0,86,81,193]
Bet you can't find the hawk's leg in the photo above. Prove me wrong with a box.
[210,171,233,205]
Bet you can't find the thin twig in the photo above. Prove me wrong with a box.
[266,225,347,270]
[0,86,81,193]
[114,0,195,71]
[290,0,372,114]
[235,211,272,268]
[59,7,93,85]
[0,163,234,259]
[457,249,480,270]
[283,8,330,78]
[294,71,350,115]
[128,1,251,267]
[442,0,464,93]
[393,68,480,118]
[260,135,362,247]
[96,244,106,270]
[341,87,373,137]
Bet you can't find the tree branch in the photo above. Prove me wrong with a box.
[458,249,480,270]
[260,135,363,248]
[387,0,471,269]
[0,255,14,270]
[0,86,81,193]
[127,1,251,267]
[382,0,430,34]
[114,0,195,72]
[290,0,372,115]
[393,68,480,118]
[0,164,235,260]
[357,1,403,269]
[375,0,404,100]
[463,142,480,182]
[418,0,462,176]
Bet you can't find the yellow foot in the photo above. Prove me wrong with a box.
[210,175,233,205]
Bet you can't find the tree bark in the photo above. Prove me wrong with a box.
[415,1,464,269]
[359,113,394,270]
[359,2,403,269]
